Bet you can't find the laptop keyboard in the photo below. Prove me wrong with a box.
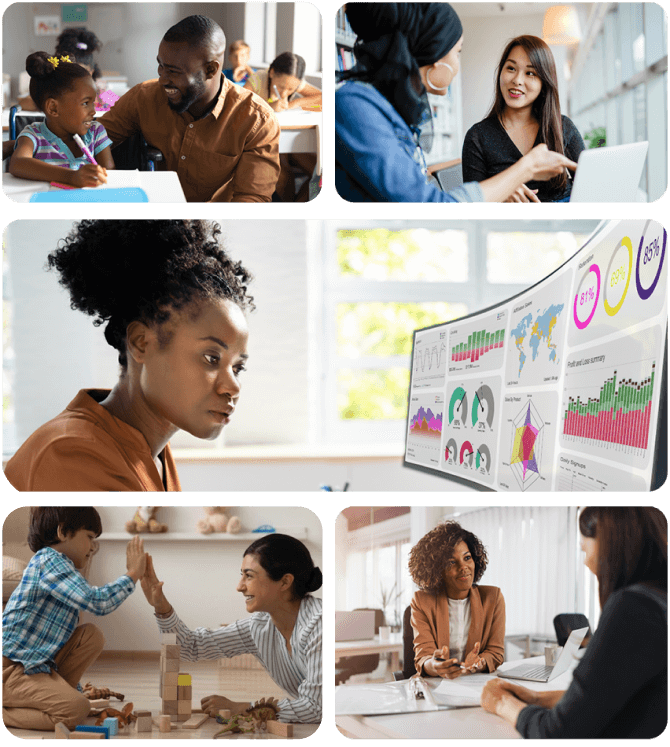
[518,664,552,679]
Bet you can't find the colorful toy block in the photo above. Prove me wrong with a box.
[157,640,192,726]
[102,718,118,736]
[73,726,109,739]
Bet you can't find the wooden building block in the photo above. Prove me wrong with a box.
[267,720,294,738]
[178,699,192,715]
[177,673,191,686]
[135,710,151,718]
[158,715,171,733]
[162,685,178,701]
[181,713,209,729]
[162,700,179,715]
[177,685,192,700]
[161,671,180,686]
[160,633,177,645]
[218,710,231,719]
[162,644,180,659]
[135,716,152,733]
[160,656,180,672]
[54,723,70,739]
[175,713,191,722]
[87,699,110,710]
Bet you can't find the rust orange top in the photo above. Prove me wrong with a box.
[4,389,181,492]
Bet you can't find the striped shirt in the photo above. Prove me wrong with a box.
[3,547,135,675]
[157,595,322,723]
[16,121,112,169]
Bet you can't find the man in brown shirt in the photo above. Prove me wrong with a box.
[101,15,280,202]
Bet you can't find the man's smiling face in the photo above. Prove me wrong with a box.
[156,41,213,114]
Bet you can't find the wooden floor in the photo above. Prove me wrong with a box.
[6,658,318,740]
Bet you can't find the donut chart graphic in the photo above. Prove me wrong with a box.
[445,438,458,465]
[460,440,474,468]
[449,387,468,427]
[572,262,600,329]
[476,444,491,473]
[472,385,495,429]
[635,221,668,301]
[603,236,633,316]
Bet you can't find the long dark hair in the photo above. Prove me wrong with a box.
[268,52,305,99]
[244,533,322,599]
[28,507,102,552]
[488,35,566,190]
[579,507,667,607]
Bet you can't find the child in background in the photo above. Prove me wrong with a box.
[223,40,255,86]
[2,508,146,731]
[9,52,113,188]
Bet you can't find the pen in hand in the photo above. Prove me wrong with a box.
[73,133,98,165]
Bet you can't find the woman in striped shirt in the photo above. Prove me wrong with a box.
[141,533,322,723]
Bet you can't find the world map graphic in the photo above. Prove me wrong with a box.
[510,304,564,378]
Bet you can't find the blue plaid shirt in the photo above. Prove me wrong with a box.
[2,547,135,675]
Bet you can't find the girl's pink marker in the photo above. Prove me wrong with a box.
[73,133,98,165]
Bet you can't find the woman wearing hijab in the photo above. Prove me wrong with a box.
[335,3,576,203]
[481,507,666,738]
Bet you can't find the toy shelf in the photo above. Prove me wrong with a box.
[97,529,308,542]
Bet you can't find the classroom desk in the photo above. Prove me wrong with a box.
[276,110,321,173]
[336,655,577,739]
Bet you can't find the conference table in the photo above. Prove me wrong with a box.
[335,632,404,674]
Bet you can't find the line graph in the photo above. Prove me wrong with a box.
[413,327,448,389]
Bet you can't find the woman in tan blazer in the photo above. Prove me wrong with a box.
[409,520,505,678]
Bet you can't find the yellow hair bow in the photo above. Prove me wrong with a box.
[46,54,72,70]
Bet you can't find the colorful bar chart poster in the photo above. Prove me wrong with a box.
[560,327,662,469]
[406,392,444,468]
[404,219,667,491]
[448,310,507,374]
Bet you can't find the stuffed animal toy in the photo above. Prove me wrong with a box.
[126,507,168,534]
[94,702,136,727]
[197,507,241,534]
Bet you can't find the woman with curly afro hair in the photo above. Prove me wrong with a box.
[408,520,505,678]
[4,220,253,491]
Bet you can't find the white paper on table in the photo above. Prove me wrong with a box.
[82,169,141,190]
[432,673,496,707]
[335,682,442,716]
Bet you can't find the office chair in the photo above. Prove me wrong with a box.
[553,613,591,648]
[392,605,418,681]
[335,608,386,685]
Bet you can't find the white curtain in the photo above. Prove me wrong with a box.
[453,507,583,636]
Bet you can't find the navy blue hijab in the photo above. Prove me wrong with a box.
[341,3,463,128]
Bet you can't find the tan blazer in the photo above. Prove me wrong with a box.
[411,585,505,675]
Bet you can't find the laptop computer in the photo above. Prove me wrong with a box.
[569,142,648,202]
[498,627,588,682]
[335,610,376,641]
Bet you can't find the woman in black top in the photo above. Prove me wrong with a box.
[481,507,667,738]
[462,35,585,202]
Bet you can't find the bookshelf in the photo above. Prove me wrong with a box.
[336,7,357,72]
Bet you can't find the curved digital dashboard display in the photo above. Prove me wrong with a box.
[404,219,667,492]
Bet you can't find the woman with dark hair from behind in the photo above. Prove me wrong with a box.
[481,507,667,738]
[4,220,253,492]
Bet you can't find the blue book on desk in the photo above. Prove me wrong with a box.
[30,187,149,203]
